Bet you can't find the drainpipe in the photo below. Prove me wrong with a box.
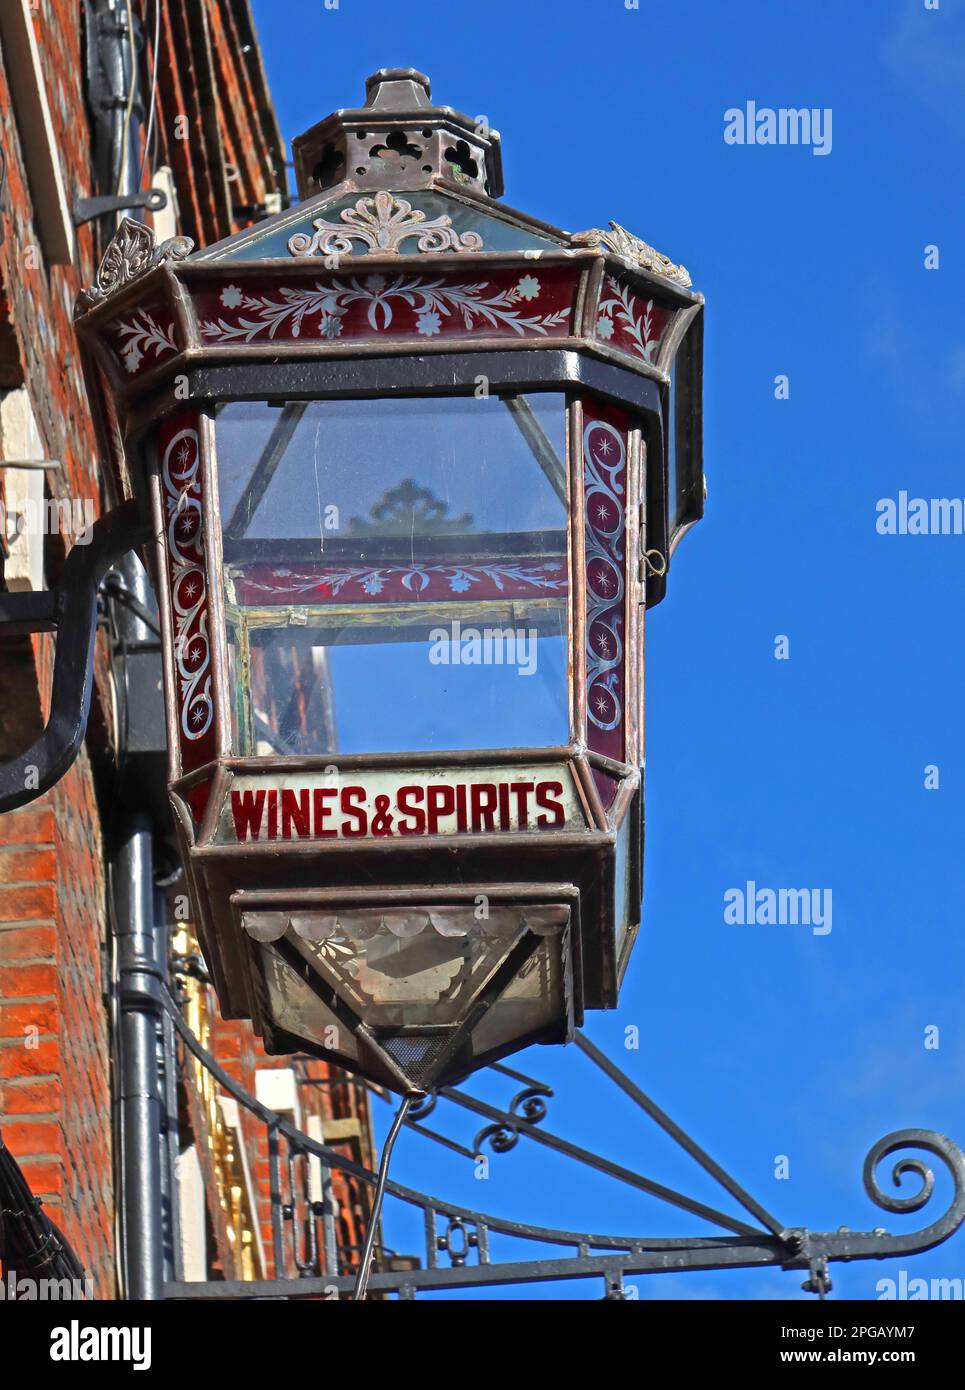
[85,0,144,202]
[111,812,164,1300]
[94,0,168,1299]
[110,542,167,1300]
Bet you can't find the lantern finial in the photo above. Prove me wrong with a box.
[291,70,504,202]
[363,67,432,109]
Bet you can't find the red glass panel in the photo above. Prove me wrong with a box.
[192,266,577,347]
[108,298,180,378]
[159,411,216,775]
[595,274,671,366]
[231,558,567,607]
[583,403,628,800]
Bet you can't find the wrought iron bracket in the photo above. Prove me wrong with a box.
[161,991,965,1300]
[0,500,150,812]
[73,189,168,227]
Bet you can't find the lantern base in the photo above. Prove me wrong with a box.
[235,887,579,1092]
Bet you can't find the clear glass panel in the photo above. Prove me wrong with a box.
[215,394,570,755]
[667,357,679,536]
[267,905,565,1033]
[613,810,634,964]
[468,937,565,1058]
[289,907,525,1029]
[259,946,361,1061]
[667,321,704,553]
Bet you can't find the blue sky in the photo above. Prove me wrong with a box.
[250,0,965,1299]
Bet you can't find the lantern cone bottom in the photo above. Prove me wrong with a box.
[243,898,574,1092]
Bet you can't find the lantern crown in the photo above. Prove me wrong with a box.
[290,66,504,202]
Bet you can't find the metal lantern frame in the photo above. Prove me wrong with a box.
[64,162,703,1089]
[4,70,706,1093]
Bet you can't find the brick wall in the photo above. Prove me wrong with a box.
[0,0,112,1292]
[0,0,366,1298]
[0,761,112,1295]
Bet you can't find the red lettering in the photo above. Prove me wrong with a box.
[231,789,265,841]
[534,780,565,828]
[396,785,426,836]
[340,785,367,837]
[312,786,338,838]
[426,784,456,834]
[470,783,498,832]
[232,777,566,842]
[282,788,311,839]
[510,781,535,828]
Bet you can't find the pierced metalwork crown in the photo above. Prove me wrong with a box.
[291,67,504,202]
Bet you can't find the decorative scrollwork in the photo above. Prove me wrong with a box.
[407,1092,438,1122]
[863,1130,962,1216]
[436,1217,479,1268]
[473,1123,520,1156]
[76,217,194,310]
[161,427,212,745]
[287,191,483,259]
[572,220,692,289]
[472,1089,552,1157]
[510,1084,552,1127]
[583,416,626,735]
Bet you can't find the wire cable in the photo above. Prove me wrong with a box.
[137,0,161,190]
[352,1095,413,1300]
[115,0,137,196]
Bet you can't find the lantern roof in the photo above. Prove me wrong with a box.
[185,69,694,292]
[193,184,568,263]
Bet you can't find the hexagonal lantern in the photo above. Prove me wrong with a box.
[73,69,705,1095]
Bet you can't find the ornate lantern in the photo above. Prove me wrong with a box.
[68,68,705,1094]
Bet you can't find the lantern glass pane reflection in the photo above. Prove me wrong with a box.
[215,395,570,757]
[246,905,570,1087]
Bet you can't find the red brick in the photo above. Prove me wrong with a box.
[0,849,56,884]
[215,1031,242,1059]
[15,1159,64,1200]
[0,1039,60,1077]
[0,807,55,846]
[0,885,57,921]
[2,1119,61,1156]
[0,962,57,997]
[0,1078,61,1115]
[0,925,57,962]
[0,999,57,1036]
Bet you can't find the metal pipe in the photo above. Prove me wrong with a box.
[88,0,144,202]
[90,0,169,1301]
[155,881,183,1283]
[112,813,164,1300]
[109,545,170,1298]
[353,1095,413,1300]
